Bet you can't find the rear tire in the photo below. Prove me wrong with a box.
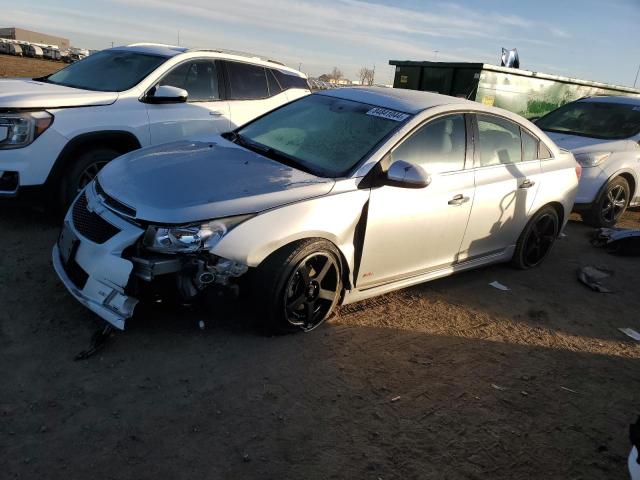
[512,205,559,269]
[60,148,121,209]
[583,176,630,228]
[252,239,343,334]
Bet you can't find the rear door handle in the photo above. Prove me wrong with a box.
[519,179,535,189]
[209,111,223,117]
[448,194,470,206]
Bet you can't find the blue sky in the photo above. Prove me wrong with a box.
[3,0,639,86]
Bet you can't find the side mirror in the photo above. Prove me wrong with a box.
[146,85,188,104]
[385,160,431,189]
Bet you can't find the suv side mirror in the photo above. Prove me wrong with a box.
[385,160,431,188]
[146,85,188,104]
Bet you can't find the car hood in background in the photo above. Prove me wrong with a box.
[97,139,336,224]
[0,79,118,109]
[544,131,630,153]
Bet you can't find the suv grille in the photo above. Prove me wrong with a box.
[95,180,137,217]
[72,194,120,244]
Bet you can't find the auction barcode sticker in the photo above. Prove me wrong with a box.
[366,107,409,122]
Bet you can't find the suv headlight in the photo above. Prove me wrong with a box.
[142,215,253,254]
[0,111,53,149]
[574,151,611,168]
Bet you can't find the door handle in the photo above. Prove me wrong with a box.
[448,194,470,206]
[519,179,535,189]
[209,111,223,117]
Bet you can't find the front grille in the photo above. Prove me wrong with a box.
[61,255,89,289]
[72,194,120,244]
[95,180,137,217]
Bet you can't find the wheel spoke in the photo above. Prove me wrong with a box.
[305,301,315,324]
[287,293,306,310]
[315,256,332,282]
[317,288,335,301]
[299,263,310,286]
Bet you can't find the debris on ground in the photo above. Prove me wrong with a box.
[74,324,115,360]
[489,281,510,291]
[619,328,640,341]
[491,384,507,391]
[390,396,401,402]
[591,227,640,255]
[560,386,579,394]
[576,265,614,293]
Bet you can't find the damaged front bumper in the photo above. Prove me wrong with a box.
[52,184,249,330]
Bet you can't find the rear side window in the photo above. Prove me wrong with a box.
[267,69,283,96]
[476,115,522,166]
[225,61,269,100]
[273,70,309,90]
[159,60,219,102]
[392,114,466,174]
[521,129,539,161]
[539,142,553,159]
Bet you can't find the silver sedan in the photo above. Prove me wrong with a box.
[53,87,579,333]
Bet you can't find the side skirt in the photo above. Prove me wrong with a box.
[341,246,514,306]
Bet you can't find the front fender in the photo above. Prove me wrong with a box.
[211,189,371,272]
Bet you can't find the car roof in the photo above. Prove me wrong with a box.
[317,86,475,114]
[112,43,304,76]
[578,95,640,105]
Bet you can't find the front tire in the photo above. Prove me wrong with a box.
[512,205,559,269]
[583,176,630,228]
[60,148,121,208]
[252,239,343,334]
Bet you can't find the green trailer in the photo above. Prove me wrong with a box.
[389,60,640,119]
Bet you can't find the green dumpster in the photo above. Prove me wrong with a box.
[389,60,640,119]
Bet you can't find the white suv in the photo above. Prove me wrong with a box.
[537,96,640,227]
[0,43,310,207]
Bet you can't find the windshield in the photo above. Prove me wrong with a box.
[236,94,409,177]
[43,50,168,92]
[537,100,640,140]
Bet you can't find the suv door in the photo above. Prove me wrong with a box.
[146,59,230,144]
[458,114,542,260]
[223,61,291,128]
[357,114,475,288]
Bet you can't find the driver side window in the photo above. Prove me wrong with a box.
[391,114,466,174]
[158,60,219,102]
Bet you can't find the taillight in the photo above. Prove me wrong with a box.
[575,162,582,180]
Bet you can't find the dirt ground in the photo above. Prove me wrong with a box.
[0,203,639,480]
[0,55,63,78]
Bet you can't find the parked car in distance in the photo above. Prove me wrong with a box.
[1,42,24,56]
[53,87,579,333]
[0,43,310,207]
[631,417,639,480]
[536,96,640,227]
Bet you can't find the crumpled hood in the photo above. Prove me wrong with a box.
[97,139,335,224]
[544,131,628,153]
[0,78,118,109]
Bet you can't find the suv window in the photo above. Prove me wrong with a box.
[476,115,522,166]
[392,114,466,173]
[225,62,269,100]
[159,60,219,102]
[267,69,283,96]
[273,70,309,90]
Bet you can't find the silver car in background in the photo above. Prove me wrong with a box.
[52,88,579,333]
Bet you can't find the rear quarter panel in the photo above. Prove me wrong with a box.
[536,150,579,226]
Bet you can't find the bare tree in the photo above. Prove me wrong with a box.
[358,67,375,86]
[329,67,343,84]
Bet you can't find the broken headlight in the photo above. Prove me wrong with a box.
[142,215,253,254]
[0,111,53,149]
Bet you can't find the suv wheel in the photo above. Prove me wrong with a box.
[61,148,120,208]
[512,205,559,269]
[584,176,630,228]
[252,239,343,334]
